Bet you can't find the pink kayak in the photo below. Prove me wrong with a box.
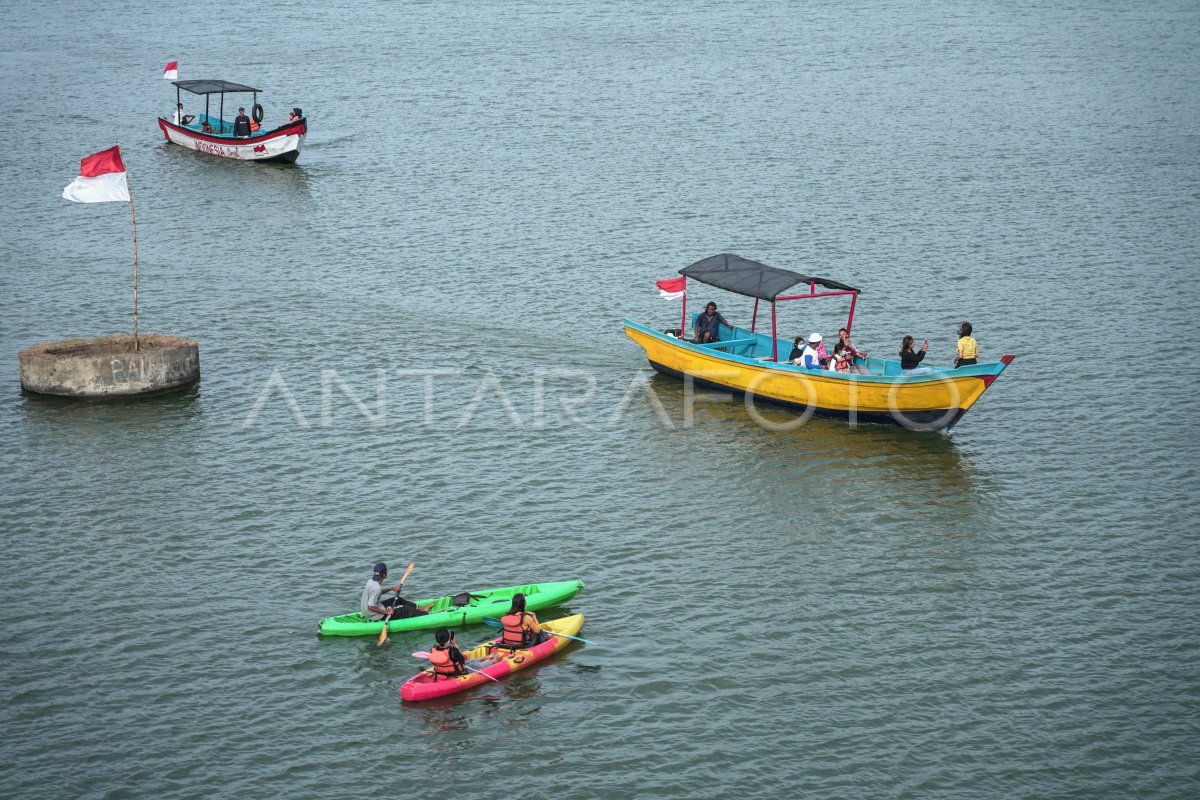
[400,614,585,702]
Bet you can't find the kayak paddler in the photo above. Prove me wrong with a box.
[491,593,548,650]
[428,627,497,678]
[361,562,433,623]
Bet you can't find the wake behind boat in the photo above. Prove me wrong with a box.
[157,79,306,163]
[625,253,1015,431]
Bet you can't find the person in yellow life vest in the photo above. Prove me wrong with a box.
[494,593,548,650]
[955,321,979,368]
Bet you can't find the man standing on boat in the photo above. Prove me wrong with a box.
[693,302,734,343]
[233,107,252,137]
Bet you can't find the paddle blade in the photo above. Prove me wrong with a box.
[412,651,430,659]
[482,617,503,628]
[398,562,415,586]
[377,621,389,646]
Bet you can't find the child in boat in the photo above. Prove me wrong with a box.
[827,341,851,373]
[428,627,496,678]
[491,593,548,651]
[955,322,979,368]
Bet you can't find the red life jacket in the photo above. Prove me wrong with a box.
[249,118,261,133]
[429,645,461,676]
[500,612,534,647]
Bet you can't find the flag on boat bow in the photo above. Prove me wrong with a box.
[62,146,130,203]
[656,276,686,300]
[163,61,178,80]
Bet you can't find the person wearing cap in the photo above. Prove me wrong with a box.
[360,562,433,622]
[797,333,824,369]
[287,107,303,124]
[693,302,733,344]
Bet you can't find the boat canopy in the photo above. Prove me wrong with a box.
[172,79,261,95]
[680,253,860,301]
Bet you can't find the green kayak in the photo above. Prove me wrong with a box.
[317,579,584,637]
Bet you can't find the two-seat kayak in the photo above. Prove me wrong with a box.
[317,579,583,636]
[400,614,586,702]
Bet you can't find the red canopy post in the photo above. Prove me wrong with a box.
[771,302,777,362]
[846,291,857,332]
[751,297,759,332]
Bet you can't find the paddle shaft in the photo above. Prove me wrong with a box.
[413,650,502,684]
[481,617,595,646]
[377,562,417,646]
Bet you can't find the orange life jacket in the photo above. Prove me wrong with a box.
[249,118,260,133]
[500,612,534,647]
[429,645,461,676]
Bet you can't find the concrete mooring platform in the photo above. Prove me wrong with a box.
[18,335,200,397]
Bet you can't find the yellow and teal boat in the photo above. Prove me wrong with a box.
[625,254,1015,431]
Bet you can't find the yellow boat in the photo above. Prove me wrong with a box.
[625,254,1015,431]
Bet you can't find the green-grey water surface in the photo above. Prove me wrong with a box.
[1,1,1198,798]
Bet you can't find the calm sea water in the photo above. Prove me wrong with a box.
[2,1,1198,798]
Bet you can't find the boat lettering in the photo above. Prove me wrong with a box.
[194,140,239,157]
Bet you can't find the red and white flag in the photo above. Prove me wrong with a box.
[656,276,686,300]
[62,146,130,203]
[163,61,178,80]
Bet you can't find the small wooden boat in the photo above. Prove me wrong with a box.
[625,254,1015,431]
[157,79,306,163]
[317,579,584,637]
[400,614,585,702]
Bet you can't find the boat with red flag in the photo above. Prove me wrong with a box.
[157,79,307,164]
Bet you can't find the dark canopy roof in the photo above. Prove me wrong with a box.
[679,253,860,301]
[173,79,260,95]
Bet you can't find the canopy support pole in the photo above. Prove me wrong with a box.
[751,297,759,332]
[205,95,210,128]
[219,91,224,133]
[681,278,687,338]
[846,292,858,332]
[176,86,180,122]
[771,302,777,362]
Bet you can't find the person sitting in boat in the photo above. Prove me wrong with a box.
[288,107,303,124]
[955,322,978,368]
[361,561,434,622]
[788,336,806,363]
[900,335,933,375]
[233,107,252,137]
[827,341,851,373]
[429,628,497,678]
[428,627,468,678]
[838,327,870,374]
[490,593,547,651]
[693,302,733,343]
[200,120,214,134]
[173,103,195,126]
[796,332,824,369]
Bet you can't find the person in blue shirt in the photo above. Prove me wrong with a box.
[797,332,824,368]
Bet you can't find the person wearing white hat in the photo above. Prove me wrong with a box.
[797,332,824,369]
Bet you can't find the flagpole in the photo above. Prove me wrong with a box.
[125,149,139,352]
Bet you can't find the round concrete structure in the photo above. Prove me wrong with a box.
[18,335,200,397]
